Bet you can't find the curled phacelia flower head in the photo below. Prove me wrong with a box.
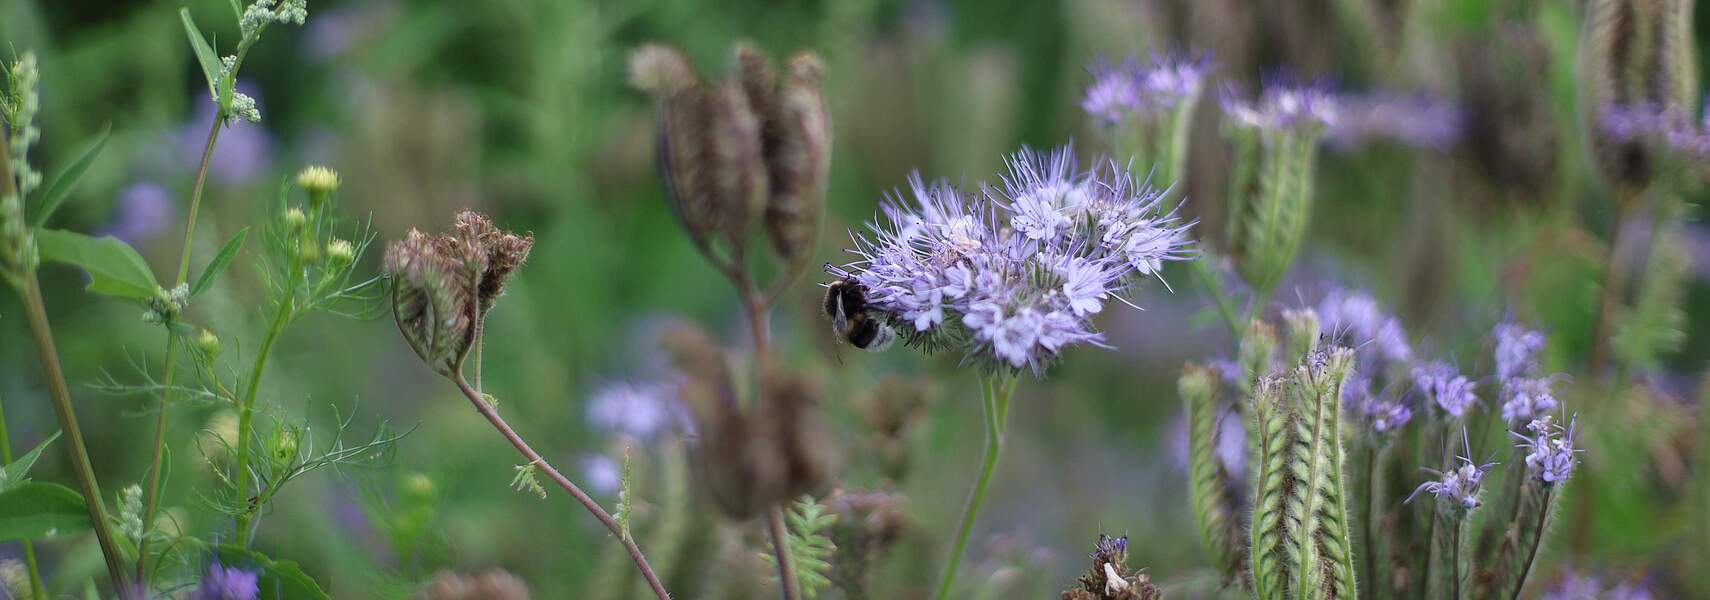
[1412,361,1478,418]
[834,146,1194,374]
[189,563,259,600]
[1515,415,1581,485]
[385,211,532,377]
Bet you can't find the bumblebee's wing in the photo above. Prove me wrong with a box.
[830,292,849,344]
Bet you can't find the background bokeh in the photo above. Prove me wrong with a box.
[2,0,1708,597]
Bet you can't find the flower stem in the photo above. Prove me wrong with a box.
[450,375,671,600]
[136,114,223,584]
[231,288,294,547]
[765,506,801,600]
[933,371,1017,600]
[0,392,47,600]
[18,271,132,597]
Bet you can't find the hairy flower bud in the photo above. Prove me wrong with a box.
[296,165,340,199]
[385,230,480,376]
[326,238,355,265]
[283,207,307,229]
[196,329,221,357]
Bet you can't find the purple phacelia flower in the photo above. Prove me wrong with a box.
[580,454,621,496]
[190,564,259,600]
[1412,361,1478,418]
[1514,415,1580,485]
[1316,287,1411,367]
[586,380,683,440]
[1408,431,1495,510]
[836,146,1194,373]
[1081,53,1211,126]
[1542,570,1601,600]
[102,182,176,245]
[1607,581,1655,600]
[1599,102,1710,159]
[1343,376,1413,435]
[1220,80,1338,132]
[1501,376,1559,423]
[1326,92,1464,150]
[1494,322,1546,381]
[179,82,275,186]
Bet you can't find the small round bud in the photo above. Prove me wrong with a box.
[403,472,436,498]
[283,207,308,229]
[196,329,221,357]
[296,166,341,195]
[297,238,322,263]
[327,238,355,264]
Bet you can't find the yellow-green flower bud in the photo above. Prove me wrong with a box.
[283,207,308,229]
[298,237,321,263]
[196,329,220,357]
[327,238,355,265]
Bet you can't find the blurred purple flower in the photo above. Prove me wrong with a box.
[1316,287,1411,367]
[189,563,258,600]
[1220,79,1337,132]
[102,182,175,245]
[1542,570,1601,600]
[1412,361,1477,418]
[580,455,621,496]
[1344,376,1413,434]
[585,380,683,440]
[1501,376,1559,423]
[1600,101,1710,159]
[1607,581,1655,600]
[1082,57,1142,126]
[178,82,274,186]
[1167,408,1247,479]
[1494,322,1545,381]
[1326,93,1464,150]
[1081,53,1211,126]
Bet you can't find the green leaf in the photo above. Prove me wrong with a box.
[213,545,331,600]
[0,482,92,541]
[36,229,160,300]
[31,125,111,227]
[0,431,61,494]
[229,0,243,19]
[180,9,222,101]
[191,227,248,298]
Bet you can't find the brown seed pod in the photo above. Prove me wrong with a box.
[411,569,531,600]
[763,52,832,262]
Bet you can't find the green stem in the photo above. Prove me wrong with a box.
[0,393,47,600]
[19,271,132,597]
[766,506,801,600]
[231,288,294,546]
[933,371,1016,600]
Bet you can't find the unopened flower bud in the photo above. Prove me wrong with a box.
[297,237,321,263]
[1281,308,1320,362]
[1238,320,1278,383]
[327,238,355,265]
[283,207,307,229]
[196,329,221,357]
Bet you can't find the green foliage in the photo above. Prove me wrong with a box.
[614,448,634,541]
[511,462,547,499]
[1612,223,1688,371]
[1181,364,1241,578]
[190,227,247,299]
[0,482,91,541]
[30,124,108,227]
[0,430,58,493]
[179,9,223,105]
[1239,130,1321,298]
[762,496,838,599]
[35,229,158,300]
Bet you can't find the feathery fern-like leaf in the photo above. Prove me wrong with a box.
[761,496,838,599]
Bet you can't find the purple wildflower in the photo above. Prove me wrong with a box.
[1081,53,1211,126]
[1326,92,1464,150]
[1600,101,1710,159]
[102,182,176,245]
[837,146,1194,372]
[1343,376,1413,434]
[1412,361,1478,418]
[1494,322,1546,381]
[179,82,275,186]
[580,454,621,496]
[1408,431,1496,510]
[1514,415,1581,484]
[1607,581,1655,600]
[586,380,682,440]
[1082,57,1142,125]
[1316,288,1411,366]
[190,564,259,600]
[1220,80,1337,132]
[1542,571,1601,600]
[1501,376,1559,423]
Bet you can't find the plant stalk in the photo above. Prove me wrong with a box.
[933,372,1017,600]
[136,112,223,584]
[450,375,671,600]
[19,271,132,597]
[231,285,294,547]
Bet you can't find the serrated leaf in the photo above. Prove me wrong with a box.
[0,482,92,541]
[32,125,111,227]
[36,229,159,300]
[213,545,332,600]
[180,9,222,101]
[0,431,61,494]
[191,227,248,298]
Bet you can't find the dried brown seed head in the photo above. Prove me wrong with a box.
[386,230,480,375]
[762,51,832,261]
[411,569,531,600]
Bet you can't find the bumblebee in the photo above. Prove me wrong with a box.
[823,264,896,351]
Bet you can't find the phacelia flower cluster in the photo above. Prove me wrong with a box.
[1316,287,1412,367]
[1220,81,1338,132]
[190,563,260,600]
[1325,93,1465,150]
[837,146,1195,373]
[1081,54,1212,126]
[1494,323,1560,423]
[586,379,685,440]
[1515,415,1580,485]
[1599,102,1710,161]
[1409,455,1495,510]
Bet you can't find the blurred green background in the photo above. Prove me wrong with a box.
[2,0,1709,597]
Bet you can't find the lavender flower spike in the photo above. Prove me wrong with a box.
[837,146,1194,373]
[190,563,259,600]
[1514,415,1581,484]
[1081,57,1141,126]
[1080,53,1211,126]
[1412,361,1478,418]
[1220,79,1337,132]
[1494,322,1546,381]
